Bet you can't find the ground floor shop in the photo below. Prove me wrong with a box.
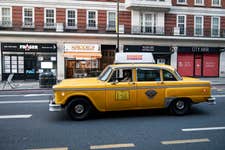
[177,47,223,77]
[1,43,57,80]
[1,35,225,81]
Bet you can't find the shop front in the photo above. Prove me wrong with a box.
[64,44,102,78]
[177,47,222,77]
[1,43,57,80]
[123,45,173,65]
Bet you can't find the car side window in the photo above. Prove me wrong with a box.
[109,69,132,82]
[163,69,177,81]
[137,68,161,82]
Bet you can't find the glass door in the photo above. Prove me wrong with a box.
[24,54,37,80]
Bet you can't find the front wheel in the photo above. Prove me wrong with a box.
[170,99,191,115]
[66,98,92,120]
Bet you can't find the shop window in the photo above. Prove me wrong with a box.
[3,55,24,74]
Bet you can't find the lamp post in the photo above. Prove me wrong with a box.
[116,0,119,53]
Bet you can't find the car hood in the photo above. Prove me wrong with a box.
[53,77,104,89]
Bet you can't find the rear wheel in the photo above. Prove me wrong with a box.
[66,98,93,120]
[170,99,191,115]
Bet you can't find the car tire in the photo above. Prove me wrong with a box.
[66,98,93,121]
[170,99,191,115]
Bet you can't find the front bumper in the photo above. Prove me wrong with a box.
[207,97,216,105]
[49,98,63,111]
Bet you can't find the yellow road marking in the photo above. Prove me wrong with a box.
[90,143,135,149]
[161,138,210,145]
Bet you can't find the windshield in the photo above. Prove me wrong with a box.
[98,66,112,81]
[174,69,183,80]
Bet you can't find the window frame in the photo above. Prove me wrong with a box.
[86,10,98,30]
[66,9,77,29]
[0,7,12,27]
[136,68,161,82]
[195,0,205,6]
[177,15,186,35]
[22,7,35,28]
[211,16,220,37]
[107,11,116,31]
[44,8,56,29]
[177,0,187,5]
[194,16,204,36]
[142,12,155,34]
[212,0,221,7]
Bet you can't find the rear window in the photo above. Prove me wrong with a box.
[137,68,161,82]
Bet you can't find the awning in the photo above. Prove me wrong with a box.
[64,52,102,60]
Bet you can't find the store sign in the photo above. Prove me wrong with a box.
[178,47,221,53]
[124,45,172,54]
[1,43,57,52]
[20,44,38,51]
[65,44,99,52]
[115,52,155,64]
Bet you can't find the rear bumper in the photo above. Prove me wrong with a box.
[49,98,63,111]
[207,97,216,105]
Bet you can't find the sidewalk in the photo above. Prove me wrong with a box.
[0,77,225,91]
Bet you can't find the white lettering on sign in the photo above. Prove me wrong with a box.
[20,44,38,51]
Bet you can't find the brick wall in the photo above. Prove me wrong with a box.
[98,10,107,33]
[204,16,211,36]
[77,9,86,33]
[186,15,194,36]
[165,13,176,36]
[12,6,22,29]
[119,11,131,33]
[56,8,65,24]
[35,7,44,31]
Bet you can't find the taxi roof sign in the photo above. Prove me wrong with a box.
[114,52,155,64]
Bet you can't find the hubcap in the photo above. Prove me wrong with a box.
[74,104,85,114]
[176,101,185,110]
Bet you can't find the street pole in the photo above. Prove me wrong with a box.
[116,0,119,53]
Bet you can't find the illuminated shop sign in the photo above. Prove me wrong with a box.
[64,44,99,52]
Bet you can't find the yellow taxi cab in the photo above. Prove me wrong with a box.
[49,53,215,120]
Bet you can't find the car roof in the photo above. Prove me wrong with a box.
[110,64,175,71]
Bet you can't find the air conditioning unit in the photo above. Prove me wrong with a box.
[174,27,180,35]
[56,23,64,32]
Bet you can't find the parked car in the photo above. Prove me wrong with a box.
[49,64,215,120]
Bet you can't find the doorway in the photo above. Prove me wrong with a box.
[24,54,37,79]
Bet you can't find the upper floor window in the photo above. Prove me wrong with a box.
[212,0,221,6]
[66,9,77,29]
[44,8,56,28]
[142,13,156,34]
[195,0,204,5]
[107,11,116,31]
[23,7,34,28]
[0,7,12,27]
[177,15,186,35]
[211,16,220,37]
[87,10,98,30]
[194,16,204,36]
[177,0,187,4]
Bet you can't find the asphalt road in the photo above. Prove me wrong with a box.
[0,86,225,150]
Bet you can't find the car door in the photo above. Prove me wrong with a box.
[105,68,136,111]
[136,68,165,109]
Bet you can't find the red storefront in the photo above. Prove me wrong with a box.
[177,47,221,77]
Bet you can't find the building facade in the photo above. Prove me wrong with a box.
[0,0,225,80]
